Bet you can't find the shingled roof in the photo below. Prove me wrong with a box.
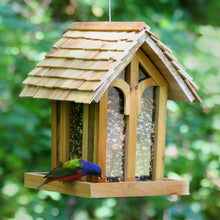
[20,22,201,103]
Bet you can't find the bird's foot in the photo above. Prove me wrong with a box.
[66,180,81,185]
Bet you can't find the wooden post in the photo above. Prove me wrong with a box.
[81,104,89,182]
[136,49,168,87]
[97,90,108,182]
[59,101,70,164]
[82,104,89,161]
[87,91,108,183]
[88,103,96,163]
[111,78,131,115]
[152,86,168,181]
[87,103,99,182]
[51,101,59,169]
[124,57,139,181]
[137,78,158,114]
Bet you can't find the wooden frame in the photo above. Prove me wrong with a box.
[96,90,108,182]
[136,49,168,87]
[135,50,169,181]
[51,101,59,169]
[86,103,98,182]
[124,57,139,182]
[25,172,189,198]
[50,54,168,182]
[137,78,158,114]
[20,21,201,198]
[152,87,168,180]
[111,78,131,115]
[24,50,189,197]
[59,101,70,163]
[51,101,70,169]
[82,104,89,161]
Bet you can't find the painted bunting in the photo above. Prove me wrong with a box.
[35,159,102,191]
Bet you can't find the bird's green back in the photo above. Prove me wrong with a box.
[63,159,82,169]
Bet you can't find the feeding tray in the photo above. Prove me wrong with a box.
[20,22,201,198]
[25,172,189,198]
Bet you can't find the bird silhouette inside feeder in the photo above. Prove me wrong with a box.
[20,22,202,198]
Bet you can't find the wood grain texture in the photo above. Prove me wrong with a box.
[136,49,168,87]
[81,104,89,182]
[93,32,147,103]
[77,81,101,91]
[90,179,189,198]
[59,101,70,163]
[97,90,108,183]
[184,79,202,103]
[111,78,131,115]
[25,172,91,197]
[163,51,177,61]
[124,57,139,182]
[23,76,41,85]
[177,69,193,81]
[82,104,89,161]
[20,23,198,104]
[51,101,59,169]
[53,38,67,48]
[25,172,189,198]
[37,57,113,71]
[156,42,172,54]
[87,103,99,182]
[46,48,124,61]
[145,29,159,39]
[137,78,158,114]
[19,85,39,97]
[20,29,146,103]
[63,30,140,42]
[49,89,71,100]
[152,87,168,181]
[59,38,133,51]
[68,22,150,32]
[141,37,194,102]
[171,59,186,71]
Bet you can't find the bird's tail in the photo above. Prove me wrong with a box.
[34,180,49,191]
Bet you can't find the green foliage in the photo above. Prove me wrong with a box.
[0,0,219,219]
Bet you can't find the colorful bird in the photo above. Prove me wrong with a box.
[35,159,102,191]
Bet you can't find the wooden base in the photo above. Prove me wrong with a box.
[25,172,190,198]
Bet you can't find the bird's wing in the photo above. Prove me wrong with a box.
[44,165,82,179]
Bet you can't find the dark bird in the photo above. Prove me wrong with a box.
[35,159,102,191]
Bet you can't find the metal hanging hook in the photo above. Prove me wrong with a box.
[109,0,111,22]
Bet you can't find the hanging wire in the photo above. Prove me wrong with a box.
[109,0,111,22]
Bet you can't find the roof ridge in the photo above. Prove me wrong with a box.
[20,23,201,103]
[68,22,150,32]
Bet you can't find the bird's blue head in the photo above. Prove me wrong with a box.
[80,160,102,178]
[80,160,102,177]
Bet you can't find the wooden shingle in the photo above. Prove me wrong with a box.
[20,22,201,103]
[68,22,150,32]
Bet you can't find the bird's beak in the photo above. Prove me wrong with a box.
[99,175,102,179]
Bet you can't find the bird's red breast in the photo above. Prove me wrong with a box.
[49,174,86,183]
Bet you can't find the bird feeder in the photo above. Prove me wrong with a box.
[20,22,202,198]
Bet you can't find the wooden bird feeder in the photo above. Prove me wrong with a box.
[20,22,202,198]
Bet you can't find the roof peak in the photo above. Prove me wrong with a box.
[68,22,150,32]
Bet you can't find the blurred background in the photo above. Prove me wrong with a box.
[0,0,219,219]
